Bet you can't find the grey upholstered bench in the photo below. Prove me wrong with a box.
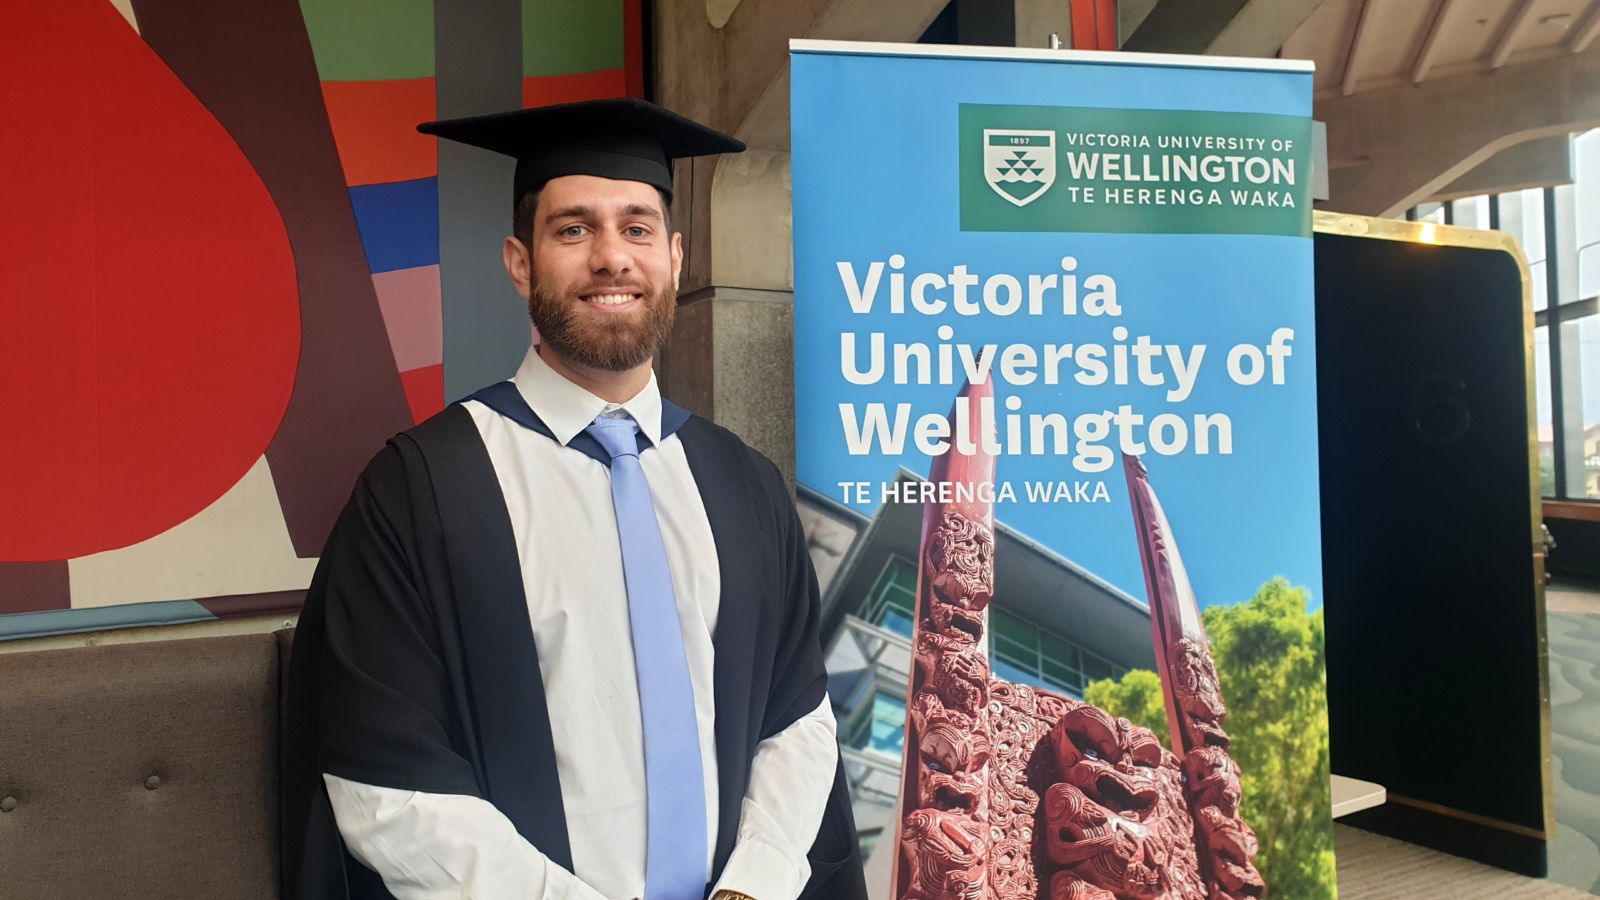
[0,631,292,898]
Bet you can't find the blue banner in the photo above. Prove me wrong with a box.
[791,43,1333,899]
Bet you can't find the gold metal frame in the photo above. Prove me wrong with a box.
[1312,210,1554,844]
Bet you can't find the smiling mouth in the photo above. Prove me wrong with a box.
[580,291,641,306]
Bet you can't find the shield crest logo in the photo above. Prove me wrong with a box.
[983,129,1056,207]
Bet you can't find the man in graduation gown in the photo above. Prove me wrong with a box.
[282,98,867,900]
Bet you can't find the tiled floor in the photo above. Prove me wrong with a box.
[1548,579,1600,896]
[1334,578,1600,897]
[1335,824,1595,898]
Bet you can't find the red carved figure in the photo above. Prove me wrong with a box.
[1041,708,1197,899]
[894,395,1263,900]
[902,808,990,900]
[986,680,1056,900]
[1168,638,1230,748]
[894,375,999,900]
[1124,455,1265,899]
[926,511,996,612]
[916,630,990,719]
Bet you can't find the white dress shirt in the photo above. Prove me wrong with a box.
[325,346,839,900]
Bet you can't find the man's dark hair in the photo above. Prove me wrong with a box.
[512,186,673,249]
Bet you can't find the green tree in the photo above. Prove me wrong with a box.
[1084,578,1336,899]
[1084,667,1170,747]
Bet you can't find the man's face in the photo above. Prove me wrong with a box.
[518,174,682,373]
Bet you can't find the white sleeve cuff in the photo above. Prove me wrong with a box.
[711,836,811,900]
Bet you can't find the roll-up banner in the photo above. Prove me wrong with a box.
[790,41,1333,899]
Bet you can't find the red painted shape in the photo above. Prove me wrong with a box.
[1070,0,1119,50]
[624,0,645,98]
[322,78,438,186]
[522,70,629,108]
[0,0,300,561]
[399,365,445,424]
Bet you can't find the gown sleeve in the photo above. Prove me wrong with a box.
[756,455,830,740]
[311,442,483,795]
[284,441,595,899]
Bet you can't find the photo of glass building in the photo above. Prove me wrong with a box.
[798,469,1158,863]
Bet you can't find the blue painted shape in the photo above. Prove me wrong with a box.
[349,177,441,273]
[0,600,215,641]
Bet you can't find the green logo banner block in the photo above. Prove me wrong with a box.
[960,104,1313,237]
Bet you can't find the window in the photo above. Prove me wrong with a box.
[850,690,906,758]
[1497,188,1548,312]
[862,557,917,637]
[990,608,1123,699]
[1412,201,1446,224]
[1538,325,1555,497]
[858,559,1127,701]
[857,828,883,862]
[1453,195,1490,230]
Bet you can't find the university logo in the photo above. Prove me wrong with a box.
[983,129,1056,207]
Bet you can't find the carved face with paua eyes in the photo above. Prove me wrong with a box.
[1052,706,1164,816]
[913,692,991,813]
[1043,707,1178,897]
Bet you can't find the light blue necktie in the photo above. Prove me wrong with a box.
[584,413,708,900]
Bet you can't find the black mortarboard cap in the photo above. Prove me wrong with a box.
[417,97,744,208]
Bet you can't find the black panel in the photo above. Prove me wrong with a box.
[1547,518,1600,580]
[1315,232,1547,874]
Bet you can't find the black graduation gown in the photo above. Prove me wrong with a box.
[282,401,867,900]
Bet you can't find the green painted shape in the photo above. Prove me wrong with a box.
[300,0,435,81]
[960,104,1313,237]
[522,0,623,76]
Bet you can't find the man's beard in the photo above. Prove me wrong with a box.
[527,277,676,372]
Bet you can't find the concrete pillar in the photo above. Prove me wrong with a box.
[659,150,799,481]
[1015,0,1071,49]
[652,0,944,479]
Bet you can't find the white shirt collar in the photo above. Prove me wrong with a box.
[511,345,664,447]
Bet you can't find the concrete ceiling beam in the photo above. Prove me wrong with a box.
[1570,0,1600,53]
[719,0,947,149]
[1490,0,1541,69]
[1320,40,1600,215]
[1411,0,1459,84]
[1433,135,1574,201]
[1341,0,1378,97]
[1123,0,1329,58]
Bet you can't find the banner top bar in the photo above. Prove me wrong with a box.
[788,38,1315,74]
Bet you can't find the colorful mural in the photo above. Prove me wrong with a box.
[0,0,640,636]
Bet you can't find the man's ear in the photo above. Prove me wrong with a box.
[503,235,532,299]
[670,230,683,291]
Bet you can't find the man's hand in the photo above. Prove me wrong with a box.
[710,892,757,900]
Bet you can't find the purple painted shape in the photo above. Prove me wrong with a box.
[132,0,415,560]
[373,264,444,371]
[0,562,71,615]
[195,589,306,619]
